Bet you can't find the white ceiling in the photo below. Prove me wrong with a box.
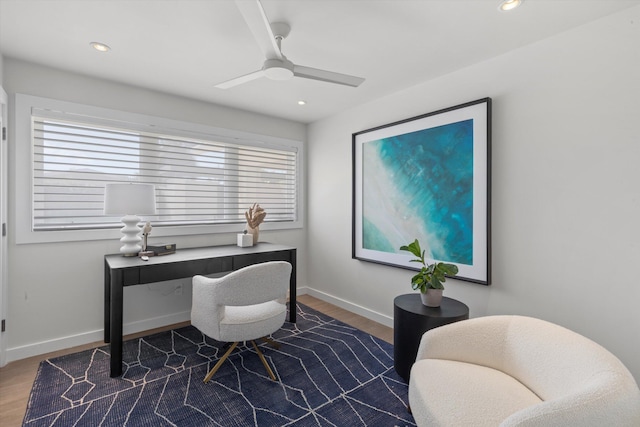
[1,0,639,123]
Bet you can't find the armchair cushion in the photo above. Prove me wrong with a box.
[220,300,286,342]
[410,359,542,426]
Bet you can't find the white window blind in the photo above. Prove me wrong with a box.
[32,115,297,231]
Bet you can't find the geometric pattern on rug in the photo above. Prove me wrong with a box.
[24,303,416,426]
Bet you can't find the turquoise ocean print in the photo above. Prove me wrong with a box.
[362,119,473,265]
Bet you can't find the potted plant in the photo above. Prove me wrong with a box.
[400,239,459,307]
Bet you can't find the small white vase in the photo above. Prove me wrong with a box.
[420,289,443,307]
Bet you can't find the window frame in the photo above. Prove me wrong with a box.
[14,94,304,245]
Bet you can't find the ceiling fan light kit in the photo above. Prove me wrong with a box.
[263,58,294,80]
[215,0,364,89]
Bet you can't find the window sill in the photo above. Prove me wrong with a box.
[15,220,302,245]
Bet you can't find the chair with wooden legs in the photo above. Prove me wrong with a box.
[190,261,292,383]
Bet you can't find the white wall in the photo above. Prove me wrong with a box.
[307,5,640,382]
[3,58,307,360]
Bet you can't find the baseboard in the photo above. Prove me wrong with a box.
[6,310,192,363]
[303,287,393,328]
[6,288,392,363]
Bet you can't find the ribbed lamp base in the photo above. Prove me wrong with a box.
[119,214,142,256]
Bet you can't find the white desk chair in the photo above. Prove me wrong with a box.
[191,261,292,383]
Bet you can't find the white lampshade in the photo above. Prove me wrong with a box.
[104,183,157,215]
[104,183,156,256]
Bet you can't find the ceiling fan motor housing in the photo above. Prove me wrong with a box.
[263,58,294,80]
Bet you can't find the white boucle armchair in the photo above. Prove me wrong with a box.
[191,261,292,383]
[408,315,640,427]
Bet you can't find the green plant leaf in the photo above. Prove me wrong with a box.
[430,275,445,289]
[400,239,424,261]
[438,263,459,276]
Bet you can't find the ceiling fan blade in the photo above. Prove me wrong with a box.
[293,65,365,87]
[234,0,282,60]
[215,69,265,89]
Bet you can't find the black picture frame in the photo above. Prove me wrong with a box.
[352,98,491,285]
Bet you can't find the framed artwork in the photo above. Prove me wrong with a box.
[352,98,491,285]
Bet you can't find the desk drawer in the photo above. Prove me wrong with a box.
[139,257,233,283]
[233,250,291,270]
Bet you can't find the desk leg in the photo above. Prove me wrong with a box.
[109,270,124,377]
[104,262,111,343]
[289,250,297,323]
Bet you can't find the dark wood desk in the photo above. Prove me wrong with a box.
[104,242,297,377]
[393,294,469,382]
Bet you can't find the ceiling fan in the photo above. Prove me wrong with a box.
[215,0,365,89]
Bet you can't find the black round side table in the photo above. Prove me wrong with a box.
[393,294,469,382]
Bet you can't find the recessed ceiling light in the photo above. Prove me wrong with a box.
[90,42,111,52]
[298,100,306,106]
[498,0,523,11]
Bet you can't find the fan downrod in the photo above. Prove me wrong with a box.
[263,22,293,80]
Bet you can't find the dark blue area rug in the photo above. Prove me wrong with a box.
[23,304,415,426]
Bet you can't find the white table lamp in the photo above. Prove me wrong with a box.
[104,183,157,256]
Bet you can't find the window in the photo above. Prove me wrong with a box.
[15,94,303,244]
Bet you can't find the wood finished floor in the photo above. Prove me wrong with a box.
[0,295,392,427]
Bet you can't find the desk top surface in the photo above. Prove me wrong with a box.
[105,242,295,269]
